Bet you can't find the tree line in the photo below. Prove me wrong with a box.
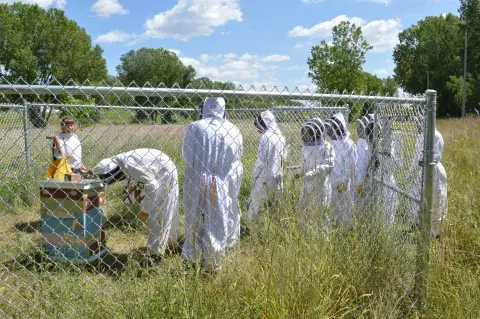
[1,1,477,126]
[307,0,480,117]
[394,0,480,117]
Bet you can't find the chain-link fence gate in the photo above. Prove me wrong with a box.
[0,78,437,317]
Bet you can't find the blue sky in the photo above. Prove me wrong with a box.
[3,0,460,90]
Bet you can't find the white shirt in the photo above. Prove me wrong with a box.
[53,132,82,169]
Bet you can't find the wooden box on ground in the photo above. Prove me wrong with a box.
[38,179,108,263]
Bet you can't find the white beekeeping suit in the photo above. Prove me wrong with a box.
[326,113,357,227]
[246,110,287,220]
[355,115,373,208]
[375,117,399,226]
[297,118,335,216]
[227,146,244,249]
[95,149,179,261]
[182,97,243,272]
[411,122,447,237]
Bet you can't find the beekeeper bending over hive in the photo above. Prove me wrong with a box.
[95,148,179,265]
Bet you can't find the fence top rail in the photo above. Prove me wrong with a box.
[0,84,427,104]
[1,103,349,112]
[0,104,24,109]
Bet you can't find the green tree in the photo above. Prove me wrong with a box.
[381,77,399,96]
[359,72,383,94]
[0,3,107,127]
[57,96,101,127]
[446,74,474,106]
[353,73,399,119]
[307,21,373,93]
[460,0,480,113]
[116,48,196,123]
[189,77,236,91]
[393,14,463,116]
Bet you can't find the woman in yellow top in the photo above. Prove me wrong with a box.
[52,116,87,174]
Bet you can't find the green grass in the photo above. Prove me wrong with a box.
[0,117,479,318]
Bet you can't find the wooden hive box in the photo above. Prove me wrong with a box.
[38,179,108,263]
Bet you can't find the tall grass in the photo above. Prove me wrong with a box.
[0,118,479,318]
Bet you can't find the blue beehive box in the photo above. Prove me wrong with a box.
[38,179,108,263]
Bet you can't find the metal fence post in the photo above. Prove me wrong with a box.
[414,89,436,311]
[22,99,32,170]
[371,104,380,217]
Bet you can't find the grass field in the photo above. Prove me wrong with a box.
[0,115,479,318]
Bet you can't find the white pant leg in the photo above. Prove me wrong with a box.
[331,181,353,227]
[202,176,230,271]
[144,167,179,255]
[181,173,204,263]
[246,179,266,221]
[227,165,243,248]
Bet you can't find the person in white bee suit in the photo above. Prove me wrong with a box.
[246,110,287,220]
[182,97,243,272]
[326,113,357,227]
[375,116,399,226]
[95,148,179,264]
[410,118,447,237]
[354,115,373,209]
[227,143,244,249]
[297,118,335,210]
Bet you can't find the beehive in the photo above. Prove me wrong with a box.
[39,179,108,263]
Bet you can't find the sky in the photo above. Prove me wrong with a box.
[2,0,460,91]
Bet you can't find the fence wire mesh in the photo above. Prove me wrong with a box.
[0,78,436,318]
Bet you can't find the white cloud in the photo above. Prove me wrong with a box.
[362,19,401,52]
[179,53,292,85]
[143,0,242,41]
[91,0,127,18]
[224,53,237,60]
[175,52,310,89]
[220,30,232,36]
[175,56,317,91]
[374,68,389,76]
[180,57,202,68]
[261,55,291,63]
[301,0,324,3]
[239,53,256,61]
[293,43,304,49]
[289,15,365,38]
[200,54,211,63]
[285,65,303,72]
[94,30,134,43]
[167,49,181,56]
[288,15,401,52]
[0,0,66,7]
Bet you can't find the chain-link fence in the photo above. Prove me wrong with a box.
[0,78,438,317]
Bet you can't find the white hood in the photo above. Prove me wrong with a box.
[434,129,444,162]
[202,97,225,119]
[332,113,349,138]
[260,110,278,132]
[94,157,118,175]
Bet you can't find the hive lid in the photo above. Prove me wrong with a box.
[38,179,105,190]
